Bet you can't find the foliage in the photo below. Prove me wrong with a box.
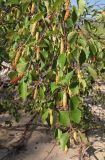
[0,0,105,150]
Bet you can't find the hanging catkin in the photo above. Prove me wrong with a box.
[31,2,35,14]
[63,89,67,110]
[14,45,23,66]
[64,0,71,21]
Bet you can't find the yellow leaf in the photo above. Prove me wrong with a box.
[73,131,78,142]
[64,145,68,153]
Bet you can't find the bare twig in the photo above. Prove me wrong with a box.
[43,143,56,160]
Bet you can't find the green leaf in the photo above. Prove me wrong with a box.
[26,72,32,85]
[77,0,85,15]
[57,129,63,140]
[39,87,45,99]
[40,60,46,70]
[88,66,97,80]
[79,79,87,90]
[7,0,19,4]
[79,50,86,65]
[53,0,64,10]
[77,38,87,47]
[88,39,97,55]
[70,96,79,109]
[57,54,66,69]
[59,132,69,150]
[70,82,79,95]
[72,6,78,24]
[19,80,28,100]
[70,108,81,124]
[51,82,58,93]
[16,58,27,74]
[21,0,31,3]
[31,12,44,22]
[8,71,18,80]
[42,109,49,123]
[67,31,77,43]
[62,71,74,84]
[59,111,70,127]
[41,50,48,60]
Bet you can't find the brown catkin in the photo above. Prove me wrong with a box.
[64,0,71,21]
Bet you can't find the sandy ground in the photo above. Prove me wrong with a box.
[0,112,105,160]
[14,128,105,160]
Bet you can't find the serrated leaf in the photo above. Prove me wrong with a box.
[41,50,48,60]
[59,111,70,127]
[72,6,78,24]
[57,54,66,69]
[16,58,27,74]
[67,31,77,43]
[62,71,74,84]
[51,82,58,93]
[70,108,81,124]
[80,78,87,90]
[88,39,97,55]
[79,50,86,65]
[57,129,63,139]
[31,12,44,23]
[59,132,69,150]
[19,80,28,100]
[7,0,19,4]
[21,0,31,3]
[78,38,87,47]
[39,87,45,99]
[88,67,97,80]
[70,82,79,95]
[42,109,49,123]
[70,96,79,109]
[8,71,18,80]
[53,0,64,10]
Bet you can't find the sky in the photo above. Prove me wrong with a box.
[71,0,105,8]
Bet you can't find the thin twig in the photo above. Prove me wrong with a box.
[43,143,56,160]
